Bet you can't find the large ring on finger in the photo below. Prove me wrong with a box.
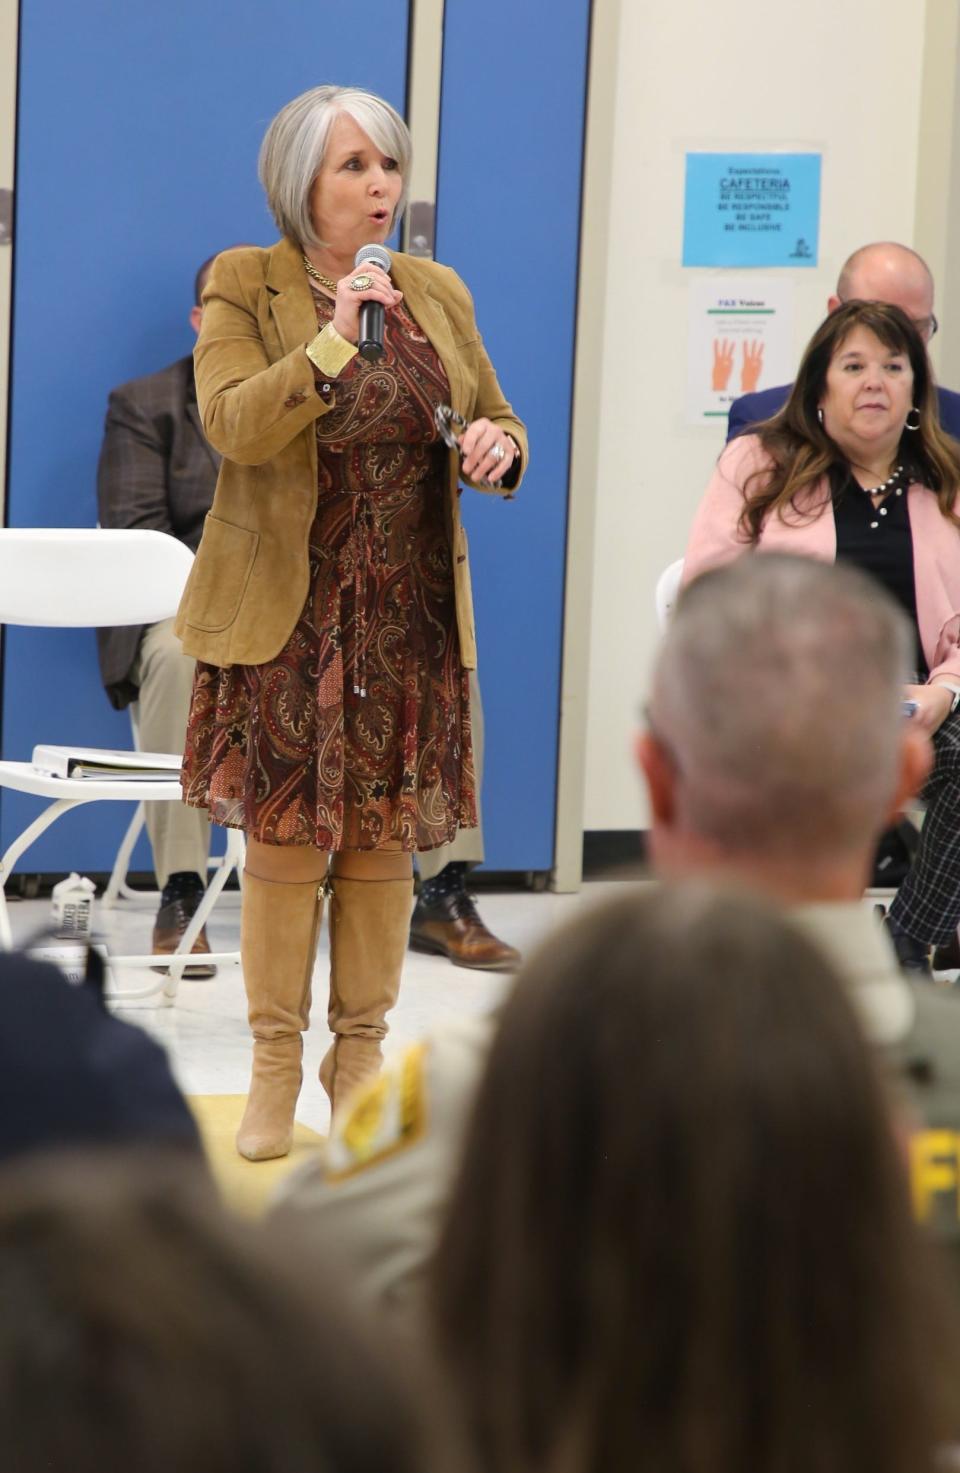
[489,442,506,463]
[349,273,374,292]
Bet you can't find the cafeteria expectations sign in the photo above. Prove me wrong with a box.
[682,153,821,268]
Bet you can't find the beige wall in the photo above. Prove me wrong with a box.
[0,3,16,519]
[934,0,960,390]
[578,0,949,832]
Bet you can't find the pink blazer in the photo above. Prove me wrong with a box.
[683,434,960,684]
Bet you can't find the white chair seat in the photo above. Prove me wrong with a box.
[0,761,185,803]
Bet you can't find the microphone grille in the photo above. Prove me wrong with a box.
[355,243,392,274]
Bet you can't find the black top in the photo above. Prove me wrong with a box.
[832,468,928,679]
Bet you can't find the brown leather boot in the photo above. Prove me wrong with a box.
[319,874,413,1115]
[236,871,324,1162]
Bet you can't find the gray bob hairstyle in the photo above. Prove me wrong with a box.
[258,85,411,248]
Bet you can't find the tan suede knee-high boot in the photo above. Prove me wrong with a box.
[319,874,414,1115]
[236,871,324,1162]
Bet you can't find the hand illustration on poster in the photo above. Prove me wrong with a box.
[712,339,734,391]
[687,278,794,425]
[740,340,764,393]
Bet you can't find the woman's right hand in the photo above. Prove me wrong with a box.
[332,264,402,345]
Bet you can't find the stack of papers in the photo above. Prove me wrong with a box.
[31,746,183,782]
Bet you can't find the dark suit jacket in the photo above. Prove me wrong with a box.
[727,381,960,441]
[96,356,219,709]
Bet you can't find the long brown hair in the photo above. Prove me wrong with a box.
[740,299,960,542]
[431,884,960,1473]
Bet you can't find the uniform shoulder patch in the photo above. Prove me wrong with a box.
[324,1041,428,1182]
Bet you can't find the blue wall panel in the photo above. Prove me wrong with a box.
[434,0,590,872]
[3,1,410,871]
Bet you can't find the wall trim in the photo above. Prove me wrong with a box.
[551,0,621,893]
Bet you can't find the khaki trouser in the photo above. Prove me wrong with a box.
[131,617,209,890]
[417,669,485,882]
[130,622,483,887]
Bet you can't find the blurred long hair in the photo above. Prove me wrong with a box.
[431,883,960,1473]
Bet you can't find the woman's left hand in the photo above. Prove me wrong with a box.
[459,417,517,484]
[905,682,954,735]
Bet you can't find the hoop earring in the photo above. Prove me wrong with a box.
[905,407,921,432]
[817,407,824,427]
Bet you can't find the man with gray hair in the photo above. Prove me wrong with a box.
[638,553,960,1071]
[638,554,960,1238]
[639,554,928,909]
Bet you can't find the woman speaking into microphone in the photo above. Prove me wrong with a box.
[176,85,527,1159]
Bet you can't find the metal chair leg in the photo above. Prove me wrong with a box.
[100,802,147,908]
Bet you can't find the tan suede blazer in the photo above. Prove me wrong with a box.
[174,236,527,670]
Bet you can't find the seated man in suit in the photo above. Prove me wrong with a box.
[97,253,223,972]
[728,241,960,440]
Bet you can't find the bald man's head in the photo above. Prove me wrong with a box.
[832,242,937,341]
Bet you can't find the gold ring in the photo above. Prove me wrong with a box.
[349,274,374,292]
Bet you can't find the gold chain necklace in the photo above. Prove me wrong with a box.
[301,253,337,291]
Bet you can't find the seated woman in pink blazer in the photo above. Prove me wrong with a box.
[684,300,960,974]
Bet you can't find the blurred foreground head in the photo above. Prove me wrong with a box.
[433,882,959,1473]
[638,554,929,893]
[0,1153,431,1473]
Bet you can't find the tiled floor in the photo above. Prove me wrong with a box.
[6,880,627,1134]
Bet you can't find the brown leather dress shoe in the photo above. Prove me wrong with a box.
[151,894,217,979]
[409,888,521,972]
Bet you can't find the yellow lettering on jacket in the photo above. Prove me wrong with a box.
[910,1131,960,1220]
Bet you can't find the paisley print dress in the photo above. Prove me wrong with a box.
[181,285,476,852]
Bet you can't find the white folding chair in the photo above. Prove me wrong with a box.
[655,558,684,629]
[0,528,243,1003]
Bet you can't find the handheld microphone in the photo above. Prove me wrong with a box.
[355,244,392,362]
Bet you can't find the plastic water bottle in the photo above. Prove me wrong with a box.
[50,873,96,940]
